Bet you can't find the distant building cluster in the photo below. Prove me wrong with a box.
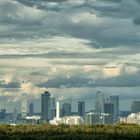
[120,113,140,125]
[85,91,119,125]
[42,91,84,125]
[0,91,140,125]
[120,101,140,125]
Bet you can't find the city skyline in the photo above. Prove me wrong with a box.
[0,90,138,113]
[0,0,140,112]
[0,90,139,125]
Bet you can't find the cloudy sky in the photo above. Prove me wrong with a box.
[0,0,140,112]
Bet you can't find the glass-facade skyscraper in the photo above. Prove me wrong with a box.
[62,103,71,117]
[50,94,56,120]
[78,101,85,118]
[110,96,119,121]
[131,101,140,113]
[29,102,34,116]
[41,91,51,122]
[21,93,27,119]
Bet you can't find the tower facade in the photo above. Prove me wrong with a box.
[50,94,56,120]
[29,102,34,116]
[104,102,114,114]
[78,101,85,118]
[131,101,140,113]
[62,103,71,117]
[95,91,104,113]
[21,93,27,119]
[110,96,119,121]
[41,91,51,122]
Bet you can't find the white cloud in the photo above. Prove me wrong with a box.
[71,12,100,25]
[103,66,122,77]
[3,74,14,84]
[20,81,45,97]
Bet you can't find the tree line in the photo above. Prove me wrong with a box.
[0,124,139,140]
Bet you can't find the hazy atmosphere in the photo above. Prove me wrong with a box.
[0,0,140,112]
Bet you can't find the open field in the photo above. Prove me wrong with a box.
[0,124,139,140]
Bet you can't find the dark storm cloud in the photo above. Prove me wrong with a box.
[135,0,140,4]
[94,73,140,87]
[0,0,140,48]
[38,76,93,88]
[133,15,140,25]
[16,0,69,12]
[101,0,122,2]
[0,0,140,89]
[38,72,140,88]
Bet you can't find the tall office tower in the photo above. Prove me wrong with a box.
[78,101,85,118]
[62,103,71,117]
[29,102,34,116]
[50,94,56,120]
[104,102,114,115]
[95,91,104,113]
[131,101,140,113]
[0,109,6,120]
[110,96,119,121]
[21,93,27,119]
[13,108,18,121]
[41,91,51,122]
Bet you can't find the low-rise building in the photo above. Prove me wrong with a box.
[85,112,100,125]
[120,112,140,125]
[50,116,83,125]
[127,113,140,125]
[62,116,83,125]
[85,112,113,125]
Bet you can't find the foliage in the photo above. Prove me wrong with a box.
[0,124,139,139]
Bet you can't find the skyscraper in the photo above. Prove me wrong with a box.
[41,91,51,122]
[95,91,104,113]
[110,96,119,121]
[50,94,56,120]
[78,101,85,118]
[29,102,34,116]
[131,101,140,113]
[21,93,27,119]
[13,108,18,122]
[0,109,6,120]
[62,103,71,117]
[104,102,114,115]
